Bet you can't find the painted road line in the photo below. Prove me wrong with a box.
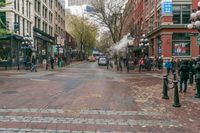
[80,110,170,116]
[0,108,64,113]
[0,116,181,127]
[30,78,50,82]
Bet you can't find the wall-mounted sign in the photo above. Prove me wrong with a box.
[161,0,172,15]
[197,36,200,46]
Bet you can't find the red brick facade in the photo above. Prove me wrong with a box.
[123,0,200,59]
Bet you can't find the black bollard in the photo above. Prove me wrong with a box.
[173,80,181,107]
[5,64,7,70]
[46,63,48,71]
[17,64,20,71]
[189,72,193,85]
[195,83,200,98]
[162,75,169,99]
[127,66,129,72]
[173,72,177,80]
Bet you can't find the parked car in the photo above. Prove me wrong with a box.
[98,57,107,66]
[88,56,96,62]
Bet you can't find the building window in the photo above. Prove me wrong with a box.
[42,6,47,19]
[22,0,25,14]
[145,20,148,33]
[172,33,190,56]
[145,0,148,16]
[150,15,154,31]
[182,5,191,24]
[0,12,6,29]
[150,0,154,10]
[157,9,161,27]
[23,19,25,36]
[26,0,28,17]
[14,0,16,9]
[17,0,20,12]
[49,0,53,9]
[173,5,191,24]
[38,18,41,29]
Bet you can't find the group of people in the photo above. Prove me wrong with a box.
[164,57,200,98]
[138,56,164,73]
[23,55,66,72]
[112,55,200,98]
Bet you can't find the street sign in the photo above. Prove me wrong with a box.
[197,36,200,46]
[162,0,172,15]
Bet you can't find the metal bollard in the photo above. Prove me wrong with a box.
[5,64,7,70]
[189,72,193,85]
[173,72,177,80]
[173,80,181,107]
[17,64,20,71]
[162,75,169,99]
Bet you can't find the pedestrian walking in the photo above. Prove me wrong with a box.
[50,56,54,70]
[106,56,110,69]
[178,60,189,93]
[139,58,144,73]
[194,56,200,98]
[158,57,163,72]
[165,59,172,75]
[31,56,37,72]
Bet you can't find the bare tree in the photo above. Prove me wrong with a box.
[91,0,129,43]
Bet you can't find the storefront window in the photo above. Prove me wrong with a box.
[172,33,190,56]
[0,40,11,62]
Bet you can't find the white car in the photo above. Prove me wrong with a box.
[98,57,107,66]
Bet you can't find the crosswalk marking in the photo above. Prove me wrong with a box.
[30,78,50,82]
[0,108,64,113]
[0,115,180,127]
[80,110,169,116]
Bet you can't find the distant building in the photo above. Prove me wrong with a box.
[68,0,91,6]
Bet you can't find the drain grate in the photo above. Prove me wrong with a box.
[1,90,18,94]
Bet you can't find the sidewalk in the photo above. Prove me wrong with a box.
[0,61,85,75]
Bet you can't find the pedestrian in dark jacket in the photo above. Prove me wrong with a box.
[50,56,54,70]
[195,57,200,98]
[178,60,189,93]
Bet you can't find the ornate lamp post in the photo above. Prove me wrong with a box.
[21,35,33,69]
[187,2,200,98]
[187,2,200,54]
[139,34,149,57]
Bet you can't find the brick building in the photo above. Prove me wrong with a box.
[0,0,33,68]
[125,0,199,59]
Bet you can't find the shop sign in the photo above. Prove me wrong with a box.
[197,36,200,46]
[161,0,172,15]
[59,48,63,53]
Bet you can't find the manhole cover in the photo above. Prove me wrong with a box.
[1,90,18,94]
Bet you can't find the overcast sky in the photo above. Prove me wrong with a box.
[65,0,68,8]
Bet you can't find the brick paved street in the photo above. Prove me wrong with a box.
[0,62,199,133]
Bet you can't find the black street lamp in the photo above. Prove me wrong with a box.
[21,35,33,69]
[187,3,200,98]
[139,34,149,57]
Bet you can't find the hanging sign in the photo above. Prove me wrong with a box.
[162,0,172,15]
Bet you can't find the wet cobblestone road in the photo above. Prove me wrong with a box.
[0,62,199,133]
